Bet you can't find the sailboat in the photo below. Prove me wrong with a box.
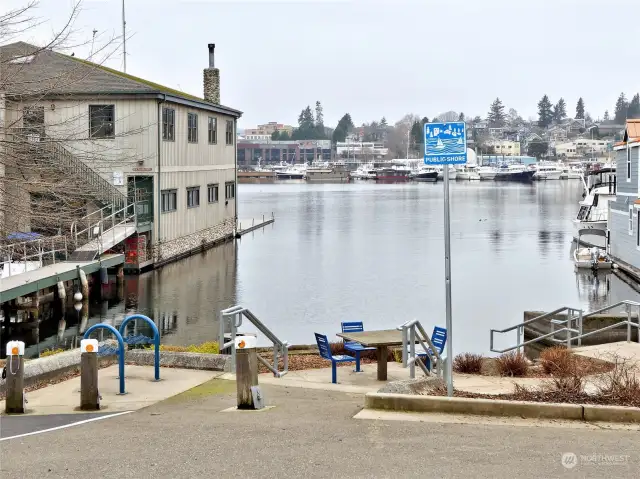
[456,137,463,145]
[435,138,445,150]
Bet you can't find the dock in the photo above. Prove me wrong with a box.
[238,171,276,179]
[0,254,124,303]
[237,216,275,236]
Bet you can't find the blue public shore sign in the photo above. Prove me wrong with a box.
[424,121,467,165]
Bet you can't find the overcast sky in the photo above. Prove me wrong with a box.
[10,0,640,128]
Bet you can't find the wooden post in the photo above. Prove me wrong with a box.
[80,339,100,410]
[377,346,388,381]
[5,342,25,414]
[236,339,259,410]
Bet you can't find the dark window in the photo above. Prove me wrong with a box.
[187,187,200,208]
[162,108,175,141]
[225,120,234,145]
[637,211,640,246]
[225,181,235,199]
[627,145,632,180]
[208,184,219,203]
[208,117,217,144]
[89,105,115,138]
[188,113,198,143]
[161,189,177,213]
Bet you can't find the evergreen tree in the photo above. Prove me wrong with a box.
[271,131,280,140]
[314,101,325,137]
[553,98,567,121]
[279,130,290,141]
[537,95,553,128]
[410,120,422,148]
[332,113,354,144]
[604,110,610,121]
[614,93,629,124]
[380,117,387,127]
[487,98,506,127]
[575,97,585,119]
[458,112,465,121]
[628,94,640,119]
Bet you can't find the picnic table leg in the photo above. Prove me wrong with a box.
[376,346,388,381]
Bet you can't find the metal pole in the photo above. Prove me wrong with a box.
[627,304,632,342]
[443,165,453,397]
[122,0,127,73]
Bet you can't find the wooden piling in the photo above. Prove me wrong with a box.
[80,352,100,410]
[236,348,259,409]
[5,356,25,414]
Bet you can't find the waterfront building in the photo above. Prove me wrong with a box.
[555,139,613,160]
[335,141,389,161]
[0,42,241,270]
[487,139,521,156]
[237,139,332,166]
[608,120,640,278]
[245,122,295,137]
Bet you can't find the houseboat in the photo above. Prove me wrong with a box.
[573,164,616,248]
[533,162,563,180]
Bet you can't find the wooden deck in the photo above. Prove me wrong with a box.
[0,254,124,303]
[237,217,275,236]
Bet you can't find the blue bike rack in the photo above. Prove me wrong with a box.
[119,314,160,381]
[83,324,126,395]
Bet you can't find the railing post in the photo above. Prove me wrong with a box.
[409,326,416,379]
[578,309,583,347]
[401,325,408,367]
[272,343,278,377]
[627,304,632,343]
[516,326,521,354]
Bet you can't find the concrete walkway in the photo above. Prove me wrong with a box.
[1,381,638,478]
[573,341,640,364]
[0,365,219,415]
[254,361,548,395]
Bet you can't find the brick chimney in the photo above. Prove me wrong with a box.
[203,43,220,104]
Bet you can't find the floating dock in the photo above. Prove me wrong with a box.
[238,171,276,179]
[0,254,124,303]
[237,217,275,236]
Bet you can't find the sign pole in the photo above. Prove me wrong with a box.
[424,121,465,399]
[443,165,453,397]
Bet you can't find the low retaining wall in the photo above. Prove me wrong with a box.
[523,310,639,358]
[365,392,640,423]
[0,348,231,395]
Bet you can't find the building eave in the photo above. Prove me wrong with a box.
[613,141,640,151]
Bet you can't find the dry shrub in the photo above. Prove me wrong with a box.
[329,341,346,356]
[453,353,484,374]
[539,346,575,376]
[495,352,529,377]
[594,358,640,408]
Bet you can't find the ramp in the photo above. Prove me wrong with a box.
[70,223,136,260]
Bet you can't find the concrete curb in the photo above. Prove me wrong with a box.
[365,393,640,423]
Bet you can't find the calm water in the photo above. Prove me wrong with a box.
[9,180,640,357]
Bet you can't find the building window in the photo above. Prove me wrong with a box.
[627,145,632,180]
[187,186,200,208]
[629,207,634,235]
[161,189,177,213]
[226,120,234,145]
[225,181,235,200]
[188,113,198,143]
[637,211,640,247]
[89,105,115,138]
[162,107,175,141]
[208,117,217,144]
[208,184,219,203]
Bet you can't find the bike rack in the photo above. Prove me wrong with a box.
[119,314,161,381]
[83,324,126,394]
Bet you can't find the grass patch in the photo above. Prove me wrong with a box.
[453,353,484,374]
[40,348,65,358]
[163,378,236,404]
[146,341,219,354]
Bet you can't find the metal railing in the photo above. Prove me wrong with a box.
[490,301,640,354]
[0,235,68,277]
[219,305,289,377]
[398,319,443,379]
[70,202,137,251]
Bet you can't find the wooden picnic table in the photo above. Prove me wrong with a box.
[337,329,404,381]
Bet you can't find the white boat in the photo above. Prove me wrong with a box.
[275,163,307,179]
[436,165,457,180]
[456,165,480,181]
[572,165,616,247]
[478,166,499,180]
[574,229,613,270]
[351,163,377,180]
[560,162,584,180]
[533,162,563,180]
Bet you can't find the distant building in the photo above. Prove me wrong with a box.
[244,122,295,137]
[555,139,612,160]
[335,141,388,160]
[487,139,521,156]
[237,139,331,166]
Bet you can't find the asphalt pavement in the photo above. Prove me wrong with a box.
[1,381,638,478]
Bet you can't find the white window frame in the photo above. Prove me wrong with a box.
[161,189,177,213]
[207,183,219,203]
[627,145,631,181]
[630,206,634,235]
[187,186,200,208]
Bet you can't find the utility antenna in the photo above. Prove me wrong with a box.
[122,0,127,72]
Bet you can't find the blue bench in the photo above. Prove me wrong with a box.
[341,321,376,372]
[408,326,447,371]
[314,333,356,384]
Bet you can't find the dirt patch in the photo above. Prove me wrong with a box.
[478,355,614,378]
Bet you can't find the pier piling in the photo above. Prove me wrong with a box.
[5,341,26,414]
[80,339,100,410]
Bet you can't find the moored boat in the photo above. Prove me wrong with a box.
[412,166,439,182]
[495,164,535,182]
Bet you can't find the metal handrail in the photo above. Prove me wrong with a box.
[0,235,68,277]
[398,319,443,379]
[70,202,137,251]
[219,305,289,377]
[490,301,640,354]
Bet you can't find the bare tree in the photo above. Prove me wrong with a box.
[1,1,147,258]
